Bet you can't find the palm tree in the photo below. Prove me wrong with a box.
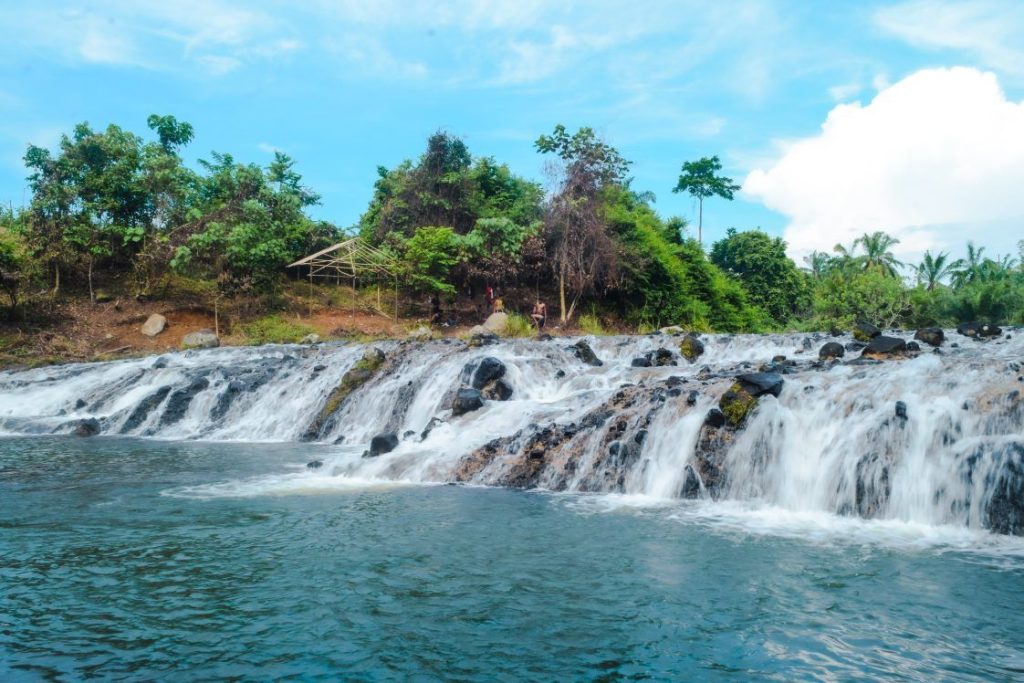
[802,251,831,279]
[915,250,961,290]
[854,231,903,277]
[951,241,986,288]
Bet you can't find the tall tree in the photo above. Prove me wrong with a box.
[535,125,630,322]
[854,231,903,278]
[672,156,739,246]
[915,250,960,291]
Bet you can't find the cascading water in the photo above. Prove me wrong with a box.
[1,330,1021,534]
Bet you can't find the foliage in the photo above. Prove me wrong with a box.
[672,156,739,243]
[503,312,534,337]
[578,311,607,335]
[396,226,466,295]
[811,268,910,330]
[241,314,317,345]
[710,228,810,325]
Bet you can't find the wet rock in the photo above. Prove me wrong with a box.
[696,365,714,381]
[73,418,100,437]
[74,398,87,410]
[845,341,866,352]
[736,372,784,398]
[467,326,499,346]
[536,333,554,341]
[302,347,386,441]
[895,401,908,420]
[957,321,1002,338]
[861,336,908,360]
[299,333,321,344]
[631,356,652,368]
[571,340,603,367]
[306,460,323,469]
[914,327,944,347]
[801,337,814,350]
[471,357,506,389]
[160,376,211,426]
[819,341,845,360]
[680,334,705,363]
[152,356,169,369]
[452,388,485,416]
[704,408,726,428]
[421,416,445,440]
[554,369,566,379]
[906,341,921,352]
[482,378,513,402]
[634,429,648,445]
[650,348,677,367]
[853,323,881,342]
[181,329,219,350]
[121,386,172,432]
[686,390,699,406]
[680,465,702,498]
[483,312,509,334]
[408,326,433,341]
[366,432,399,457]
[140,313,167,337]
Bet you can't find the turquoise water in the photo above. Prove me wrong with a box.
[3,437,1024,681]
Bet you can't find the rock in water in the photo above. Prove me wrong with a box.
[452,388,485,416]
[895,401,908,420]
[680,334,704,363]
[306,460,323,469]
[299,333,321,344]
[854,323,881,342]
[408,326,432,341]
[571,340,603,367]
[467,326,499,346]
[861,336,908,360]
[366,432,399,457]
[471,357,506,389]
[718,373,784,427]
[819,341,845,360]
[736,372,784,398]
[631,356,652,368]
[73,418,100,437]
[140,313,167,337]
[181,329,219,349]
[483,312,509,334]
[482,379,513,401]
[958,321,1003,338]
[914,327,944,347]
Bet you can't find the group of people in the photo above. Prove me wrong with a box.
[429,287,547,330]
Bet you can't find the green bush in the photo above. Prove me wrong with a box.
[241,315,317,345]
[504,312,534,337]
[578,312,606,335]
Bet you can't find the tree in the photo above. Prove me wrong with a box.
[535,125,630,322]
[803,251,832,279]
[710,229,810,324]
[672,156,739,246]
[915,250,961,291]
[951,241,986,288]
[854,231,903,278]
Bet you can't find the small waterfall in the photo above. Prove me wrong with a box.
[1,330,1022,533]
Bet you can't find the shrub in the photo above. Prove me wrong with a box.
[504,312,534,337]
[578,312,606,335]
[241,314,316,345]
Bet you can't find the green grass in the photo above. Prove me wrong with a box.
[503,312,534,337]
[241,314,317,345]
[578,312,607,336]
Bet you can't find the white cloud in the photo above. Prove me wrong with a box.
[743,67,1024,260]
[876,1,1024,78]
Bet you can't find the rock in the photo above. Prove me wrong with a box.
[906,341,921,352]
[845,341,866,352]
[73,418,100,437]
[363,346,386,366]
[181,329,219,349]
[302,348,386,440]
[536,333,553,341]
[861,336,908,360]
[306,460,323,469]
[680,334,705,363]
[704,408,726,428]
[481,378,513,401]
[483,311,509,334]
[631,356,652,368]
[957,321,1003,338]
[421,416,445,440]
[467,325,499,346]
[801,337,814,350]
[853,323,881,342]
[571,340,603,367]
[660,325,684,335]
[686,390,699,406]
[895,401,908,420]
[634,429,648,445]
[650,348,676,366]
[452,388,485,416]
[735,372,784,398]
[819,341,845,360]
[696,365,714,381]
[408,326,432,341]
[471,357,506,390]
[299,333,321,344]
[680,465,702,498]
[152,356,169,369]
[914,327,944,347]
[366,432,399,457]
[140,313,167,337]
[160,376,210,426]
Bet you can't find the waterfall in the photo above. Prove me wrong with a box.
[1,330,1021,533]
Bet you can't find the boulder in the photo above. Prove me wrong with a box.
[650,348,677,367]
[571,340,603,367]
[895,401,908,420]
[861,336,908,360]
[299,333,321,344]
[853,323,881,342]
[680,334,704,363]
[957,321,1003,338]
[704,408,726,428]
[482,311,509,334]
[467,326,499,347]
[452,388,485,416]
[366,432,399,457]
[906,341,921,352]
[686,390,699,406]
[140,313,167,337]
[680,465,702,498]
[717,373,784,428]
[306,460,323,469]
[73,418,100,437]
[181,329,219,350]
[408,326,433,341]
[819,341,845,360]
[471,357,506,390]
[421,416,445,440]
[481,378,513,401]
[631,356,652,368]
[736,372,784,398]
[914,327,944,347]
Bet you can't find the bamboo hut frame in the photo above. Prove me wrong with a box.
[287,238,400,318]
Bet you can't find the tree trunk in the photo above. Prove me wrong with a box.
[88,257,94,303]
[52,263,60,298]
[559,269,567,324]
[566,292,581,322]
[698,198,703,246]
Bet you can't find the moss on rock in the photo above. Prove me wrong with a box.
[303,347,385,440]
[719,382,758,427]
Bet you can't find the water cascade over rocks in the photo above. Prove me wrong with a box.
[1,329,1023,534]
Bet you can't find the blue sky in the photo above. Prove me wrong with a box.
[2,0,1023,259]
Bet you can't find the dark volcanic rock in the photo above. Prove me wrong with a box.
[705,408,726,428]
[631,356,652,368]
[160,376,210,426]
[861,336,908,359]
[452,388,485,416]
[736,372,784,398]
[854,322,881,342]
[895,401,908,420]
[306,459,323,469]
[686,389,699,406]
[121,386,172,433]
[366,432,399,457]
[958,321,1003,338]
[482,378,513,401]
[680,334,705,363]
[914,327,944,347]
[680,465,702,498]
[73,418,100,437]
[819,341,845,360]
[571,340,603,367]
[845,341,866,352]
[650,348,677,367]
[471,357,506,390]
[906,341,921,352]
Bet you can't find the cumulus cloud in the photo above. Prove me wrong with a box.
[743,67,1024,259]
